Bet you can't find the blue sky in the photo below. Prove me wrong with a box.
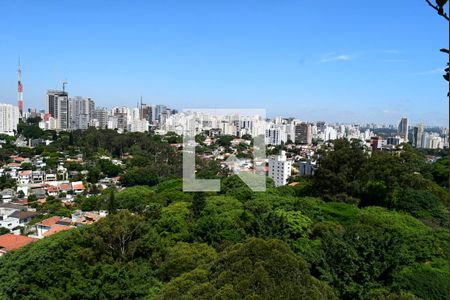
[0,1,448,125]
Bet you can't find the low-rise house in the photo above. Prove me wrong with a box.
[45,185,57,197]
[0,203,27,211]
[71,181,85,194]
[0,208,19,230]
[0,234,38,255]
[6,162,21,171]
[30,139,49,147]
[58,183,72,194]
[43,225,72,237]
[32,171,45,184]
[0,203,39,231]
[0,189,15,203]
[35,216,73,238]
[18,170,32,185]
[31,188,46,199]
[10,156,25,164]
[8,211,40,227]
[45,173,57,182]
[60,195,75,204]
[68,170,80,179]
[71,210,107,226]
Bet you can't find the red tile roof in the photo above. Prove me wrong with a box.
[37,216,61,227]
[71,182,84,190]
[46,186,58,193]
[58,183,71,190]
[18,170,32,176]
[43,225,72,237]
[0,234,38,253]
[7,163,21,168]
[10,156,25,162]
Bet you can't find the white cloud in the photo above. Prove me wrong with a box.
[319,54,353,63]
[415,68,445,75]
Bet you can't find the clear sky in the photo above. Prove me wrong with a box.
[0,1,448,125]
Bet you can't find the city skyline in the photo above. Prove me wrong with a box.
[0,1,448,126]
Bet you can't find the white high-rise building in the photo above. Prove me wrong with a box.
[93,108,108,129]
[129,119,149,132]
[0,103,20,135]
[268,150,292,187]
[322,126,337,141]
[69,97,95,130]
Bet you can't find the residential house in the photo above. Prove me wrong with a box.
[0,207,19,230]
[0,189,15,203]
[45,173,57,182]
[34,216,73,238]
[32,171,45,184]
[71,181,85,194]
[18,170,32,185]
[8,211,40,227]
[0,234,38,256]
[71,210,107,226]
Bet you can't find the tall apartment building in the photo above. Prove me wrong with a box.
[69,97,95,130]
[265,126,288,145]
[398,117,408,142]
[413,123,424,148]
[139,103,155,124]
[57,97,70,130]
[109,107,129,131]
[0,103,20,135]
[154,105,166,124]
[265,128,282,145]
[268,150,292,187]
[93,108,108,129]
[47,90,69,130]
[295,122,312,144]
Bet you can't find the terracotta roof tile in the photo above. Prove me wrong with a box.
[43,225,72,237]
[37,216,61,227]
[0,234,38,252]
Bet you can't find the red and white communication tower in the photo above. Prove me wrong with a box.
[18,59,23,116]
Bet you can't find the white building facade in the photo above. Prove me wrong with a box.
[268,150,292,187]
[0,103,20,135]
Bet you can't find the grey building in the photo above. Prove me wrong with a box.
[295,122,312,145]
[47,90,69,130]
[397,117,408,142]
[94,108,108,129]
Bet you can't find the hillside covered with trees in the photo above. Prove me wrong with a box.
[0,129,448,299]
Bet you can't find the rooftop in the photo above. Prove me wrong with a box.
[37,216,61,227]
[0,234,38,253]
